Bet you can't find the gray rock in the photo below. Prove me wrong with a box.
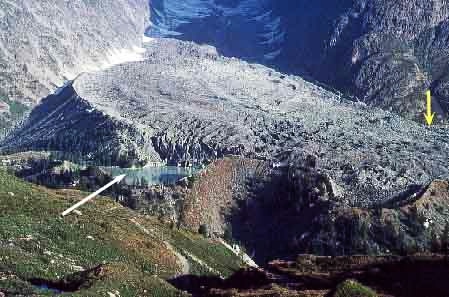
[2,38,448,208]
[0,0,149,106]
[150,0,449,120]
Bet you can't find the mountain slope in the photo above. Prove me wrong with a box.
[0,0,151,138]
[2,38,448,209]
[0,0,149,106]
[318,0,449,120]
[0,169,242,296]
[149,0,449,120]
[170,156,449,263]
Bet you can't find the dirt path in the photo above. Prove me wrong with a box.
[129,218,190,275]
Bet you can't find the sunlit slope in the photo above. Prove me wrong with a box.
[149,0,449,120]
[0,170,242,296]
[4,39,448,208]
[0,0,149,105]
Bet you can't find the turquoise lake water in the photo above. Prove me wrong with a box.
[101,166,198,186]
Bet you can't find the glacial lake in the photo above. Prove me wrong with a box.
[101,166,198,186]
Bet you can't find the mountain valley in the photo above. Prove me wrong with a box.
[151,0,449,121]
[0,1,449,296]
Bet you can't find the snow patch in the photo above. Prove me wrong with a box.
[219,239,258,268]
[143,35,155,43]
[102,47,146,69]
[53,80,74,96]
[61,71,78,82]
[58,41,148,90]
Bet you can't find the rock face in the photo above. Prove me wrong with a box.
[322,0,449,121]
[2,38,448,209]
[174,156,449,263]
[307,180,449,257]
[180,158,265,236]
[150,0,449,120]
[0,0,149,105]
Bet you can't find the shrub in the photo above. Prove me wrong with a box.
[223,225,233,243]
[199,224,210,238]
[334,279,377,297]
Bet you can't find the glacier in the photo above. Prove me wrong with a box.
[147,0,285,63]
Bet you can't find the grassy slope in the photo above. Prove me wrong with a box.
[0,170,242,296]
[0,96,29,135]
[0,97,28,119]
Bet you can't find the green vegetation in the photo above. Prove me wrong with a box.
[186,175,197,188]
[169,229,243,276]
[1,96,28,119]
[334,280,377,297]
[0,95,29,135]
[0,96,29,121]
[0,170,242,296]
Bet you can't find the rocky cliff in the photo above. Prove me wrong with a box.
[318,0,449,121]
[0,0,149,106]
[150,0,449,121]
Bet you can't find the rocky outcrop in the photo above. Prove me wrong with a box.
[326,0,449,121]
[2,38,448,209]
[174,157,449,264]
[300,180,449,257]
[180,157,265,236]
[0,0,149,106]
[150,0,449,121]
[0,83,159,166]
[287,152,336,211]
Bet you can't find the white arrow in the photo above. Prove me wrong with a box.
[61,174,126,217]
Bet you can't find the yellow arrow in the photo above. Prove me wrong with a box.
[424,90,435,126]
